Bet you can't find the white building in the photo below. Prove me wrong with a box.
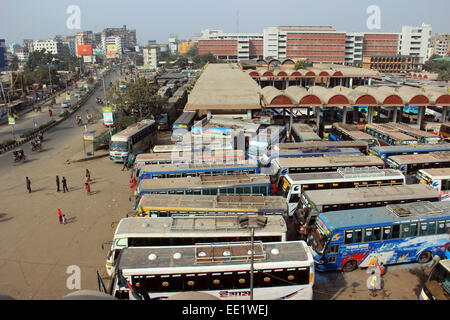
[429,33,450,57]
[168,34,178,55]
[101,36,124,57]
[32,39,64,55]
[399,23,432,64]
[344,32,364,65]
[15,49,29,61]
[143,47,158,68]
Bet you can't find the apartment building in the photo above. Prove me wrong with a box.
[143,47,158,68]
[399,23,432,64]
[32,39,64,55]
[429,33,450,57]
[362,55,420,73]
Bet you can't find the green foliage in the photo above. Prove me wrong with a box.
[185,45,198,58]
[26,49,55,71]
[423,54,450,81]
[8,55,19,71]
[294,60,307,70]
[191,53,217,69]
[107,77,167,119]
[23,65,57,85]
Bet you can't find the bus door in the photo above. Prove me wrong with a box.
[325,236,341,269]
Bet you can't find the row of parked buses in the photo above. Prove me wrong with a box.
[105,114,449,300]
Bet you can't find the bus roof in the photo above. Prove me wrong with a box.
[139,174,270,191]
[116,241,311,272]
[291,123,315,132]
[114,216,287,237]
[370,143,450,153]
[319,201,450,230]
[138,194,287,212]
[173,111,196,124]
[272,148,361,158]
[419,168,450,179]
[277,140,369,150]
[140,160,258,174]
[332,123,376,141]
[277,155,384,168]
[304,184,440,205]
[135,150,244,162]
[286,167,404,183]
[112,119,155,138]
[386,122,439,138]
[388,152,450,165]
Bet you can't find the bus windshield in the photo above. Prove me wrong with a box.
[309,218,330,254]
[424,263,450,300]
[110,141,128,152]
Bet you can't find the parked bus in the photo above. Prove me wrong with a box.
[369,143,450,161]
[136,174,271,207]
[439,122,450,139]
[110,119,158,162]
[329,123,378,147]
[364,124,418,146]
[110,241,315,300]
[248,125,287,160]
[171,111,197,142]
[308,201,450,272]
[280,167,405,216]
[420,254,450,300]
[386,152,450,174]
[133,150,245,173]
[261,148,362,167]
[276,140,369,154]
[138,160,259,180]
[291,123,321,143]
[417,168,450,201]
[296,184,441,240]
[155,99,179,131]
[385,122,442,144]
[152,141,234,154]
[134,194,288,218]
[105,215,288,276]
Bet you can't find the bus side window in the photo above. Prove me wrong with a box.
[364,228,373,242]
[382,226,391,240]
[344,230,353,244]
[329,244,339,254]
[373,227,381,241]
[392,224,400,239]
[437,220,447,235]
[442,179,450,191]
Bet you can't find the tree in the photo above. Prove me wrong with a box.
[8,55,19,71]
[26,49,55,71]
[107,78,167,120]
[294,60,307,70]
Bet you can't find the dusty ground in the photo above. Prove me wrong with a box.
[0,120,433,300]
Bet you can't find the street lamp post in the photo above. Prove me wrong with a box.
[238,215,268,301]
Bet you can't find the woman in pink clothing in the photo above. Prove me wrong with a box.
[57,208,63,224]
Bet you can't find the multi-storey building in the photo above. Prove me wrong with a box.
[0,39,6,70]
[399,23,432,64]
[102,36,123,57]
[32,39,64,55]
[362,55,420,73]
[102,25,136,50]
[143,47,158,68]
[429,33,450,57]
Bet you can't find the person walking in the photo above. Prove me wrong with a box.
[85,169,91,183]
[366,270,381,297]
[85,182,91,195]
[62,214,67,225]
[122,155,129,171]
[62,177,69,193]
[56,176,60,192]
[26,177,31,193]
[57,208,63,224]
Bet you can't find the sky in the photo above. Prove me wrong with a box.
[1,0,449,45]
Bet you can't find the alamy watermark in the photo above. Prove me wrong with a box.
[66,5,81,30]
[366,5,381,30]
[66,265,81,290]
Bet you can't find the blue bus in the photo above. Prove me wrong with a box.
[261,147,362,166]
[138,160,260,180]
[308,201,450,272]
[369,143,450,161]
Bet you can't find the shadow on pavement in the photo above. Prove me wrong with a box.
[0,213,13,223]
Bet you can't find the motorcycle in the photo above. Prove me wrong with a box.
[87,114,93,124]
[36,132,44,142]
[31,140,42,152]
[76,115,83,126]
[13,150,26,163]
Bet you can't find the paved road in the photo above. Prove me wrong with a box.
[0,69,119,175]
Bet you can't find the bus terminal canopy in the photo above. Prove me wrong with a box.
[260,85,450,107]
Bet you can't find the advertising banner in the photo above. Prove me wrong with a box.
[65,92,71,101]
[8,116,15,125]
[77,45,93,56]
[94,49,105,55]
[106,45,119,57]
[83,132,94,141]
[191,126,232,137]
[103,107,114,125]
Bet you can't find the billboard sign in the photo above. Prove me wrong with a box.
[103,107,114,125]
[191,126,232,138]
[83,132,94,141]
[94,49,105,55]
[8,116,15,125]
[106,45,119,57]
[77,45,93,56]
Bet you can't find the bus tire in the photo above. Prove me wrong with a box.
[342,261,357,272]
[418,251,432,264]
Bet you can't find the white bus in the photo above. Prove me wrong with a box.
[385,151,450,175]
[110,119,158,162]
[105,215,288,276]
[248,125,287,160]
[280,167,406,216]
[110,241,315,300]
[417,168,450,201]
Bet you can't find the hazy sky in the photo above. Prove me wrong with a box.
[1,0,449,45]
